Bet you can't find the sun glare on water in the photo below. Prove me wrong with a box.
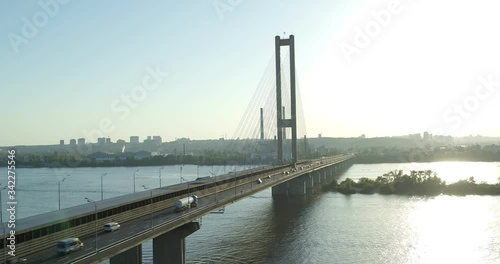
[409,196,500,263]
[407,162,499,184]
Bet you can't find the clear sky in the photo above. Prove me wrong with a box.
[1,0,500,146]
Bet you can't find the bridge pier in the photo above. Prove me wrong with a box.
[110,244,142,264]
[288,176,306,196]
[272,181,289,197]
[153,222,200,264]
[312,171,321,190]
[305,173,315,194]
[322,170,328,181]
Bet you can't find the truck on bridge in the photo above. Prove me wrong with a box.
[175,195,199,212]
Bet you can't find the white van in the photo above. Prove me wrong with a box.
[104,222,120,232]
[56,238,83,255]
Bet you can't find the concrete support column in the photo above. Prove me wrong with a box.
[321,170,327,181]
[326,167,332,178]
[305,174,314,194]
[288,176,306,196]
[313,172,321,190]
[153,222,200,264]
[272,181,289,198]
[110,245,142,264]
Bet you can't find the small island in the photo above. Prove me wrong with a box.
[329,170,500,196]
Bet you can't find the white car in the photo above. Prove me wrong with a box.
[104,222,120,232]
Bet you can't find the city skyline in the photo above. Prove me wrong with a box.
[5,130,500,148]
[2,0,500,146]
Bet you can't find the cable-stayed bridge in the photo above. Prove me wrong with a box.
[0,35,355,264]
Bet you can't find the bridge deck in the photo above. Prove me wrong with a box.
[1,155,354,263]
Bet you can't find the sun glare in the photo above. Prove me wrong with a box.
[410,196,497,263]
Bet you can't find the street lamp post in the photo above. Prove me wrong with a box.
[58,174,70,210]
[187,181,190,210]
[85,198,98,253]
[159,167,164,188]
[133,169,139,193]
[100,173,108,200]
[180,166,183,183]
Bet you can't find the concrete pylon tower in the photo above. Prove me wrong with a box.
[275,35,297,164]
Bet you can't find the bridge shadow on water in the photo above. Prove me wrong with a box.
[187,192,325,264]
[228,195,323,263]
[187,168,353,263]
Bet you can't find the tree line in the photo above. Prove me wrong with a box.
[0,150,278,168]
[331,170,500,196]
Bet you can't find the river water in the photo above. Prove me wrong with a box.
[4,162,500,263]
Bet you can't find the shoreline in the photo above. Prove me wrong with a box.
[329,170,500,196]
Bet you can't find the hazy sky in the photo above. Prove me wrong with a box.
[1,0,500,146]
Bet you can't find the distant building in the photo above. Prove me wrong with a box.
[116,139,126,145]
[153,136,162,145]
[423,131,431,140]
[318,133,322,138]
[78,138,85,145]
[69,139,76,145]
[130,136,139,144]
[408,133,421,140]
[120,150,152,160]
[91,151,116,161]
[105,138,111,144]
[59,140,64,145]
[97,137,106,144]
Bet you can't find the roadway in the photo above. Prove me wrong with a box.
[24,165,297,263]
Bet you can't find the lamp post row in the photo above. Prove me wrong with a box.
[39,167,179,212]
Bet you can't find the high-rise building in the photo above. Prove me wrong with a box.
[105,138,111,144]
[153,136,162,145]
[130,136,139,144]
[423,131,431,140]
[59,140,64,145]
[78,138,85,145]
[69,139,76,145]
[97,137,106,144]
